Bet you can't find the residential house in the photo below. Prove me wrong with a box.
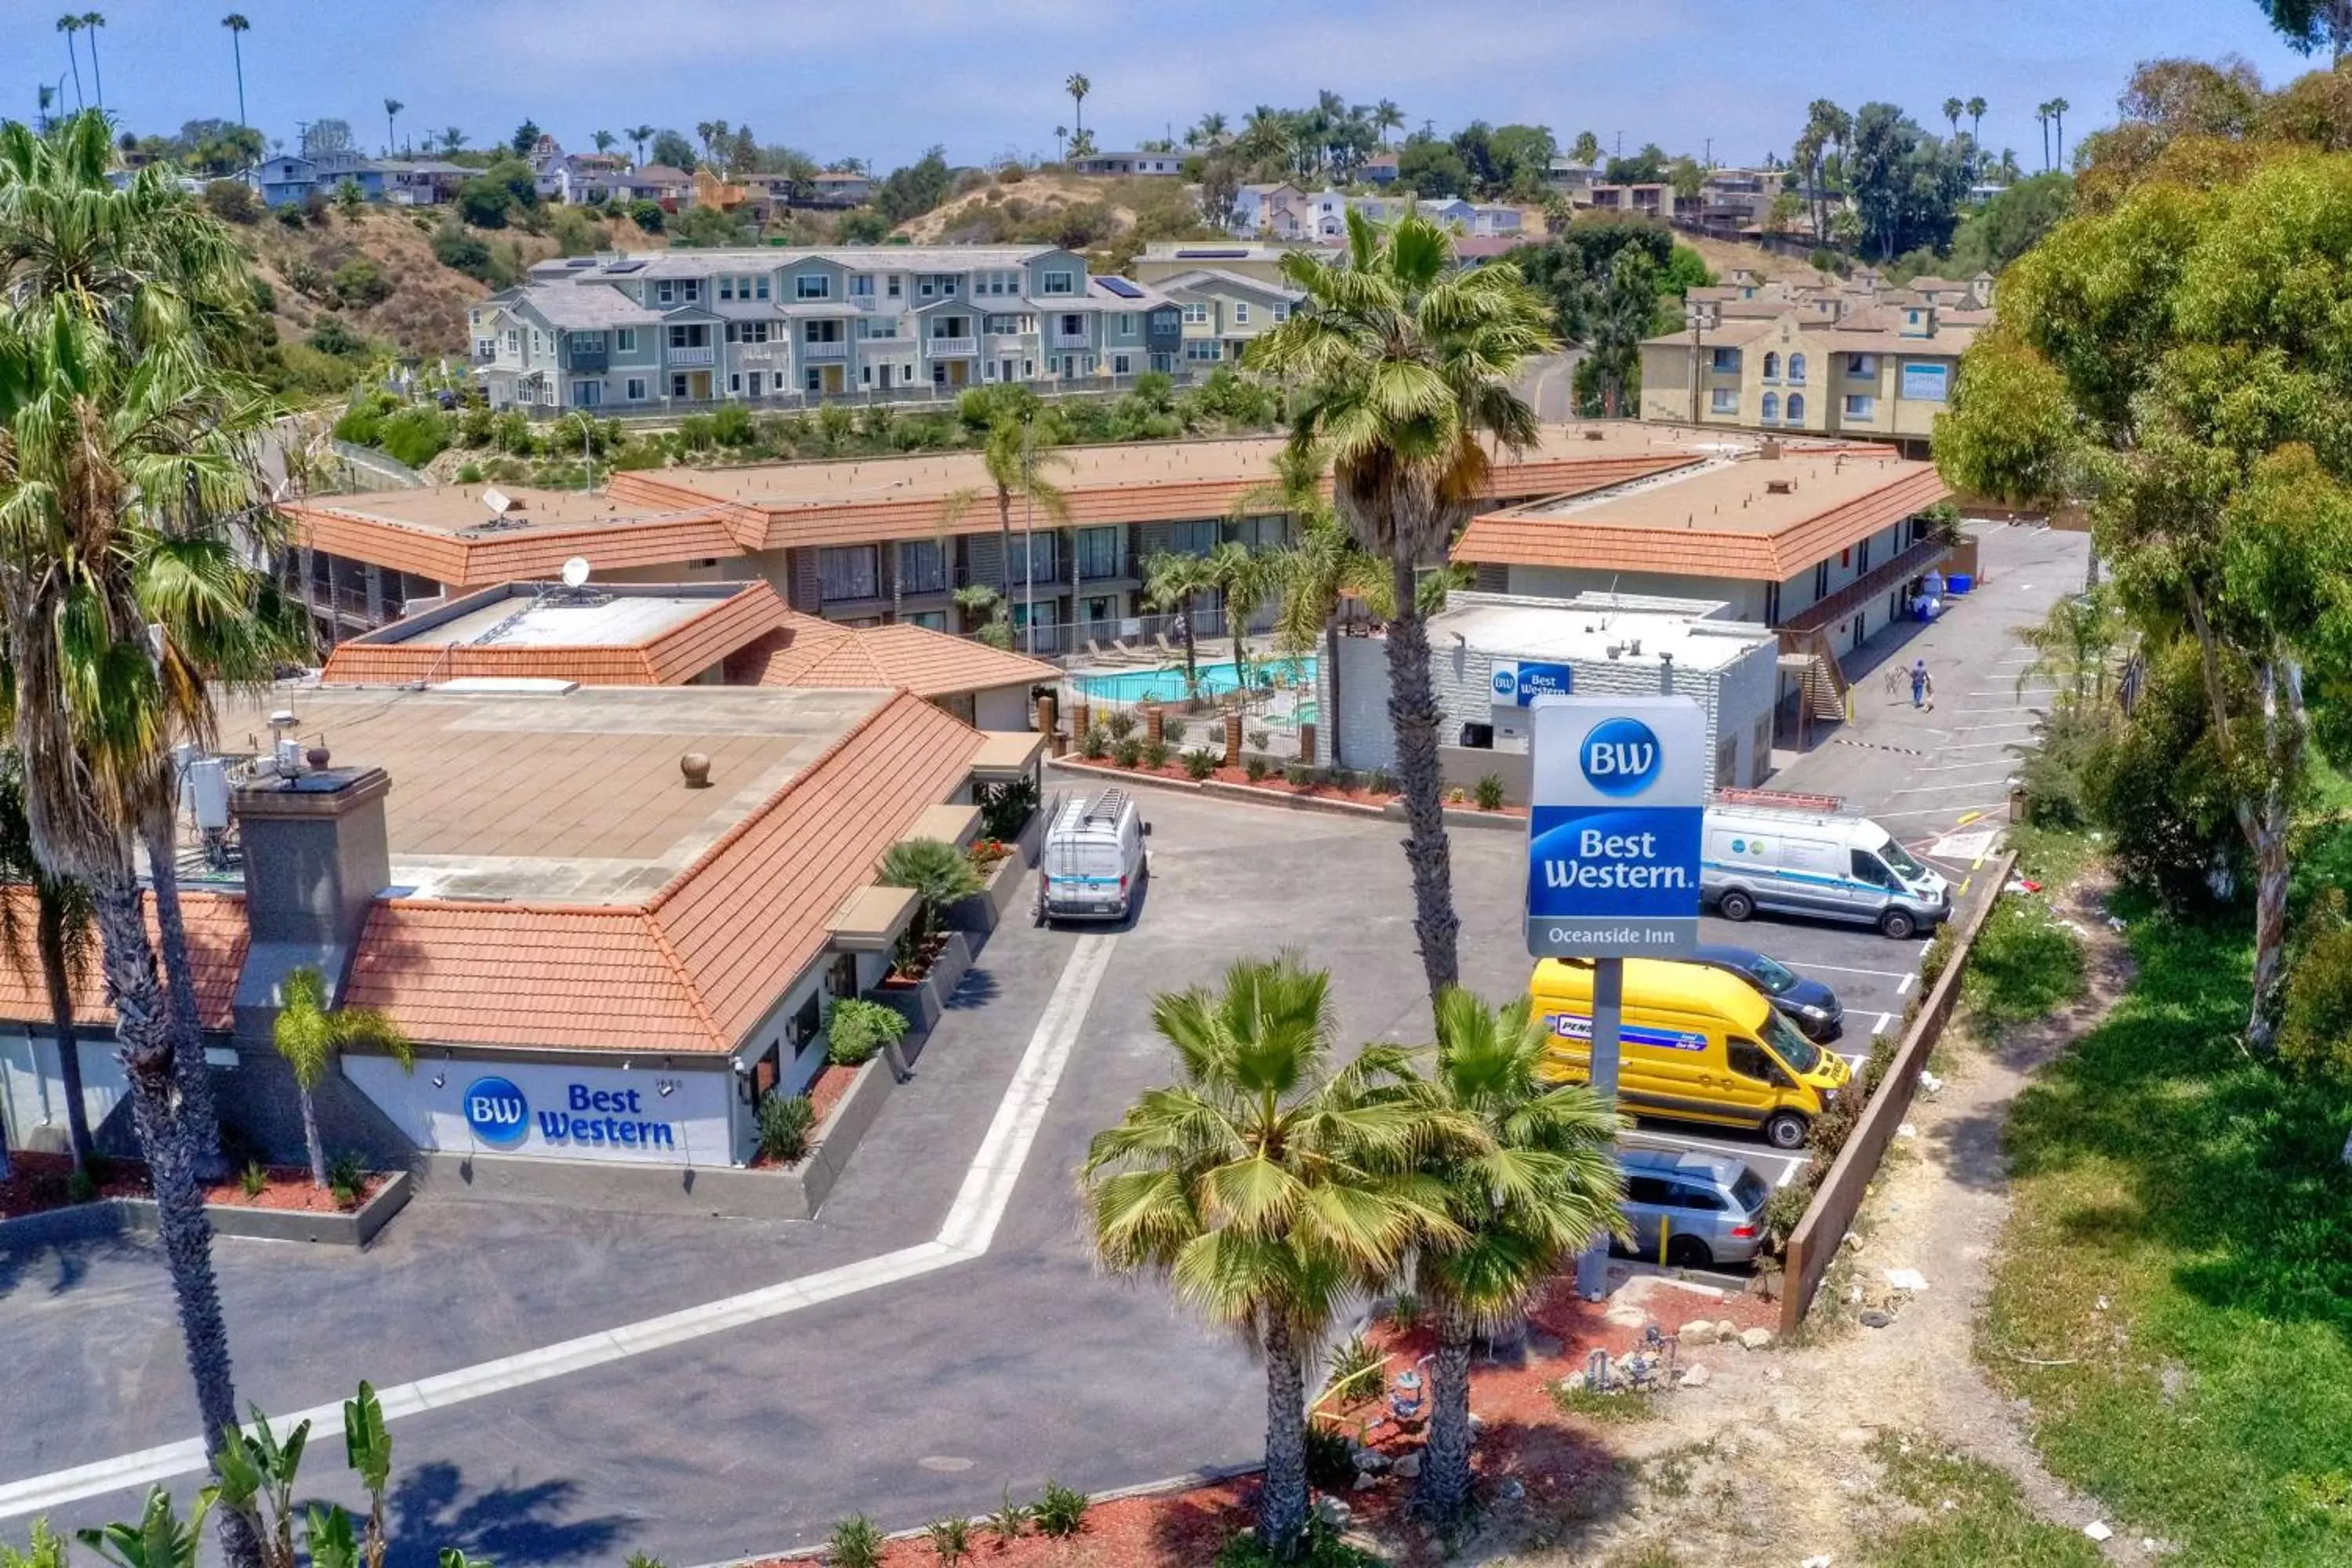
[1582,183,1676,220]
[1131,241,1335,290]
[1154,268,1306,367]
[555,153,630,206]
[811,169,873,205]
[1544,158,1598,194]
[609,165,695,207]
[1363,152,1400,185]
[1071,150,1184,176]
[249,148,383,206]
[376,159,471,206]
[466,245,1181,413]
[1232,182,1308,238]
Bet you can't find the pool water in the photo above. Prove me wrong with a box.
[1077,655,1316,706]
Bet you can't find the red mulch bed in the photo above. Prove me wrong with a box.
[807,1063,858,1130]
[738,1269,1777,1566]
[0,1150,385,1221]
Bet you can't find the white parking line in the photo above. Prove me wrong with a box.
[1875,801,2010,820]
[1897,971,1917,996]
[1911,758,2020,773]
[1873,1011,1894,1036]
[0,935,1125,1522]
[1893,779,2013,795]
[1791,960,1919,980]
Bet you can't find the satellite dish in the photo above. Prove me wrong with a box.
[561,557,590,588]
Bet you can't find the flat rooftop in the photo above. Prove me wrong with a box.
[319,583,791,688]
[298,485,706,539]
[1432,591,1770,675]
[1455,445,1949,580]
[394,590,715,648]
[205,684,891,903]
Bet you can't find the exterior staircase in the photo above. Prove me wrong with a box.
[1780,626,1849,723]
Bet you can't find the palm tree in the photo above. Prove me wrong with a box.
[1195,111,1229,147]
[1248,213,1556,1004]
[1405,988,1623,1519]
[441,125,467,154]
[56,16,85,111]
[1081,954,1445,1559]
[626,123,654,165]
[1142,549,1221,699]
[1571,130,1602,167]
[1941,97,1964,139]
[0,750,96,1171]
[2035,101,2053,170]
[939,397,1069,652]
[383,98,402,154]
[1587,247,1659,417]
[270,966,410,1189]
[0,111,287,1568]
[2049,96,2071,168]
[221,14,249,128]
[1966,96,1987,145]
[878,838,982,954]
[592,129,616,157]
[80,14,106,111]
[1372,99,1405,147]
[1053,125,1067,164]
[1065,73,1091,138]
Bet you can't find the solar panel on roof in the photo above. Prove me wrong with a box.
[1097,277,1143,298]
[1176,249,1248,259]
[604,260,647,274]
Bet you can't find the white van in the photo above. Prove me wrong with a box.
[1701,804,1951,939]
[1037,789,1149,924]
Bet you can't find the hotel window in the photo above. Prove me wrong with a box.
[817,546,880,603]
[906,611,947,630]
[1849,353,1878,377]
[1786,392,1806,422]
[1710,387,1738,415]
[1788,353,1808,384]
[1710,347,1740,372]
[1762,351,1780,381]
[1164,521,1218,557]
[796,274,831,299]
[897,539,946,595]
[1761,392,1780,423]
[1844,394,1876,419]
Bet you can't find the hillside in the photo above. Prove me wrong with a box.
[899,169,1222,262]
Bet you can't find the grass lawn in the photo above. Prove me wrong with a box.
[1980,869,2352,1565]
[1869,1432,2106,1567]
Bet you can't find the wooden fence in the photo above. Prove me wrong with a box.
[1779,851,2020,1335]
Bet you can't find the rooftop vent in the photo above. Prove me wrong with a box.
[681,752,713,789]
[1581,428,1606,441]
[1765,478,1795,495]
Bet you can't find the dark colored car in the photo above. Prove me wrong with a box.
[1688,943,1844,1042]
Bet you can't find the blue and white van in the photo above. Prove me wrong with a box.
[1037,789,1149,924]
[1700,805,1950,939]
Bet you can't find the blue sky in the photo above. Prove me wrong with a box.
[1,0,2323,171]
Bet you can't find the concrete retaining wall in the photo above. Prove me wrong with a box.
[0,1171,413,1251]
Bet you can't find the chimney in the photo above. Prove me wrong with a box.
[230,765,393,1041]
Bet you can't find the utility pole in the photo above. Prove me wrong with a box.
[1021,408,1037,655]
[1686,301,1707,426]
[1704,136,1712,168]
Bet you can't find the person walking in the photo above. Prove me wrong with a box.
[1910,658,1930,710]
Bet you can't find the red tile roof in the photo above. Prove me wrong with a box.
[319,583,794,688]
[724,613,1058,697]
[341,691,985,1052]
[0,888,246,1031]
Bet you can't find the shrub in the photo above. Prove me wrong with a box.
[676,412,719,451]
[826,1515,884,1568]
[629,198,666,232]
[985,1490,1030,1544]
[1245,756,1270,782]
[1247,728,1270,750]
[1302,1424,1356,1491]
[455,462,484,484]
[1285,763,1313,787]
[711,404,757,446]
[274,201,307,230]
[1141,739,1172,771]
[1474,772,1508,811]
[65,1167,96,1203]
[432,227,496,282]
[1551,1381,1661,1423]
[1807,1086,1864,1160]
[623,1555,668,1568]
[1319,1334,1386,1409]
[239,1161,269,1199]
[977,775,1039,840]
[880,837,984,945]
[1182,748,1218,781]
[756,1093,816,1163]
[1081,725,1110,760]
[1213,1522,1385,1568]
[2281,889,2352,1076]
[826,996,909,1068]
[1112,736,1144,768]
[332,257,394,309]
[203,180,262,223]
[1762,1176,1817,1250]
[1105,710,1138,740]
[1032,1481,1088,1538]
[0,1518,70,1568]
[923,1516,971,1565]
[1368,769,1395,795]
[1917,920,1959,990]
[1162,717,1189,745]
[326,1151,368,1210]
[376,408,452,469]
[310,318,367,358]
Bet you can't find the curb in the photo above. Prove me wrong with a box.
[0,1169,412,1251]
[1047,756,1523,831]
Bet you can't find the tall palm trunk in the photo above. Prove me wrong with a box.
[996,485,1014,615]
[299,1083,327,1189]
[1385,553,1461,998]
[1417,1305,1478,1519]
[88,866,261,1568]
[146,814,226,1178]
[1259,1312,1310,1558]
[36,884,94,1168]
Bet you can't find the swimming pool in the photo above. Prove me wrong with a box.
[1077,655,1316,706]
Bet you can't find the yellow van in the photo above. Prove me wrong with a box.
[1526,957,1852,1151]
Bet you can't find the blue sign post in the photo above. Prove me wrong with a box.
[1524,695,1707,1299]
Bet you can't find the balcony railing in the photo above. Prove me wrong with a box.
[800,339,848,361]
[1050,330,1091,350]
[665,345,715,367]
[925,336,977,357]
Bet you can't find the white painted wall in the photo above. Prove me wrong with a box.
[974,683,1034,732]
[0,1033,127,1152]
[343,1054,737,1167]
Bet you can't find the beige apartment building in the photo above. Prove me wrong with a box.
[1638,272,1991,455]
